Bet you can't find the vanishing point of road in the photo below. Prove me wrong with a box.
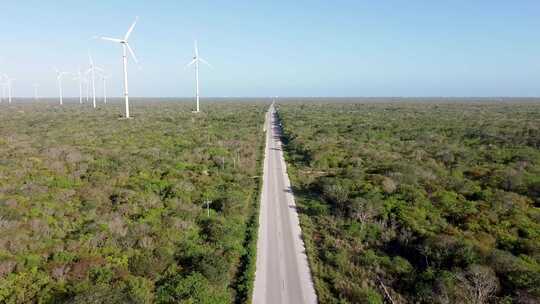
[252,104,317,304]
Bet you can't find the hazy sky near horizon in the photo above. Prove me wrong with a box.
[1,1,540,98]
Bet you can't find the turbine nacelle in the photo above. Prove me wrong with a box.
[54,68,70,80]
[99,17,139,64]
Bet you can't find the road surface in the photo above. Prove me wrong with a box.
[252,105,317,304]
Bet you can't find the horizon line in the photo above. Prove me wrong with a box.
[4,96,540,99]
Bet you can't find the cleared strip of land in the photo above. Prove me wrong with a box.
[253,105,317,304]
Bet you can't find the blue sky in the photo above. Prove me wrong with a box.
[1,0,540,97]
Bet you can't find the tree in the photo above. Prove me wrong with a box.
[350,197,380,227]
[322,180,351,216]
[457,265,499,304]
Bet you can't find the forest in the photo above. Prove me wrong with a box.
[0,101,266,303]
[278,101,540,304]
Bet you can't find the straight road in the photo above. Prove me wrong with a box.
[253,104,317,304]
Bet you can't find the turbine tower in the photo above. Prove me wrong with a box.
[74,68,84,104]
[186,40,212,113]
[55,68,69,105]
[86,54,103,109]
[101,73,110,104]
[99,17,139,118]
[85,76,90,102]
[33,84,40,101]
[0,76,5,103]
[3,75,15,104]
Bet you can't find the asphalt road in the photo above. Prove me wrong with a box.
[252,105,317,304]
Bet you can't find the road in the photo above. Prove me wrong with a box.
[252,104,317,304]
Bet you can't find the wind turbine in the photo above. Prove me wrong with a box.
[101,73,110,104]
[3,75,15,104]
[33,84,40,101]
[86,54,103,109]
[74,68,85,104]
[55,68,69,105]
[99,17,139,118]
[0,75,5,103]
[85,76,90,102]
[186,40,212,113]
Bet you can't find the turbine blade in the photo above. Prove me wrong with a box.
[195,40,199,57]
[101,37,123,43]
[126,43,139,64]
[185,59,197,69]
[124,16,139,41]
[199,58,213,68]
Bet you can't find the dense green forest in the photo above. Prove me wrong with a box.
[0,102,266,303]
[278,102,540,304]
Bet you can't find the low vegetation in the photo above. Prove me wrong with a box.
[278,101,540,304]
[0,101,266,303]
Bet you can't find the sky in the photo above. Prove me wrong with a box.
[1,0,540,98]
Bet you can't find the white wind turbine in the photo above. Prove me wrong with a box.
[33,84,40,101]
[73,68,85,104]
[86,54,103,109]
[186,40,212,113]
[99,17,139,118]
[85,76,90,103]
[55,68,69,105]
[101,73,110,104]
[3,75,15,104]
[0,75,5,103]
